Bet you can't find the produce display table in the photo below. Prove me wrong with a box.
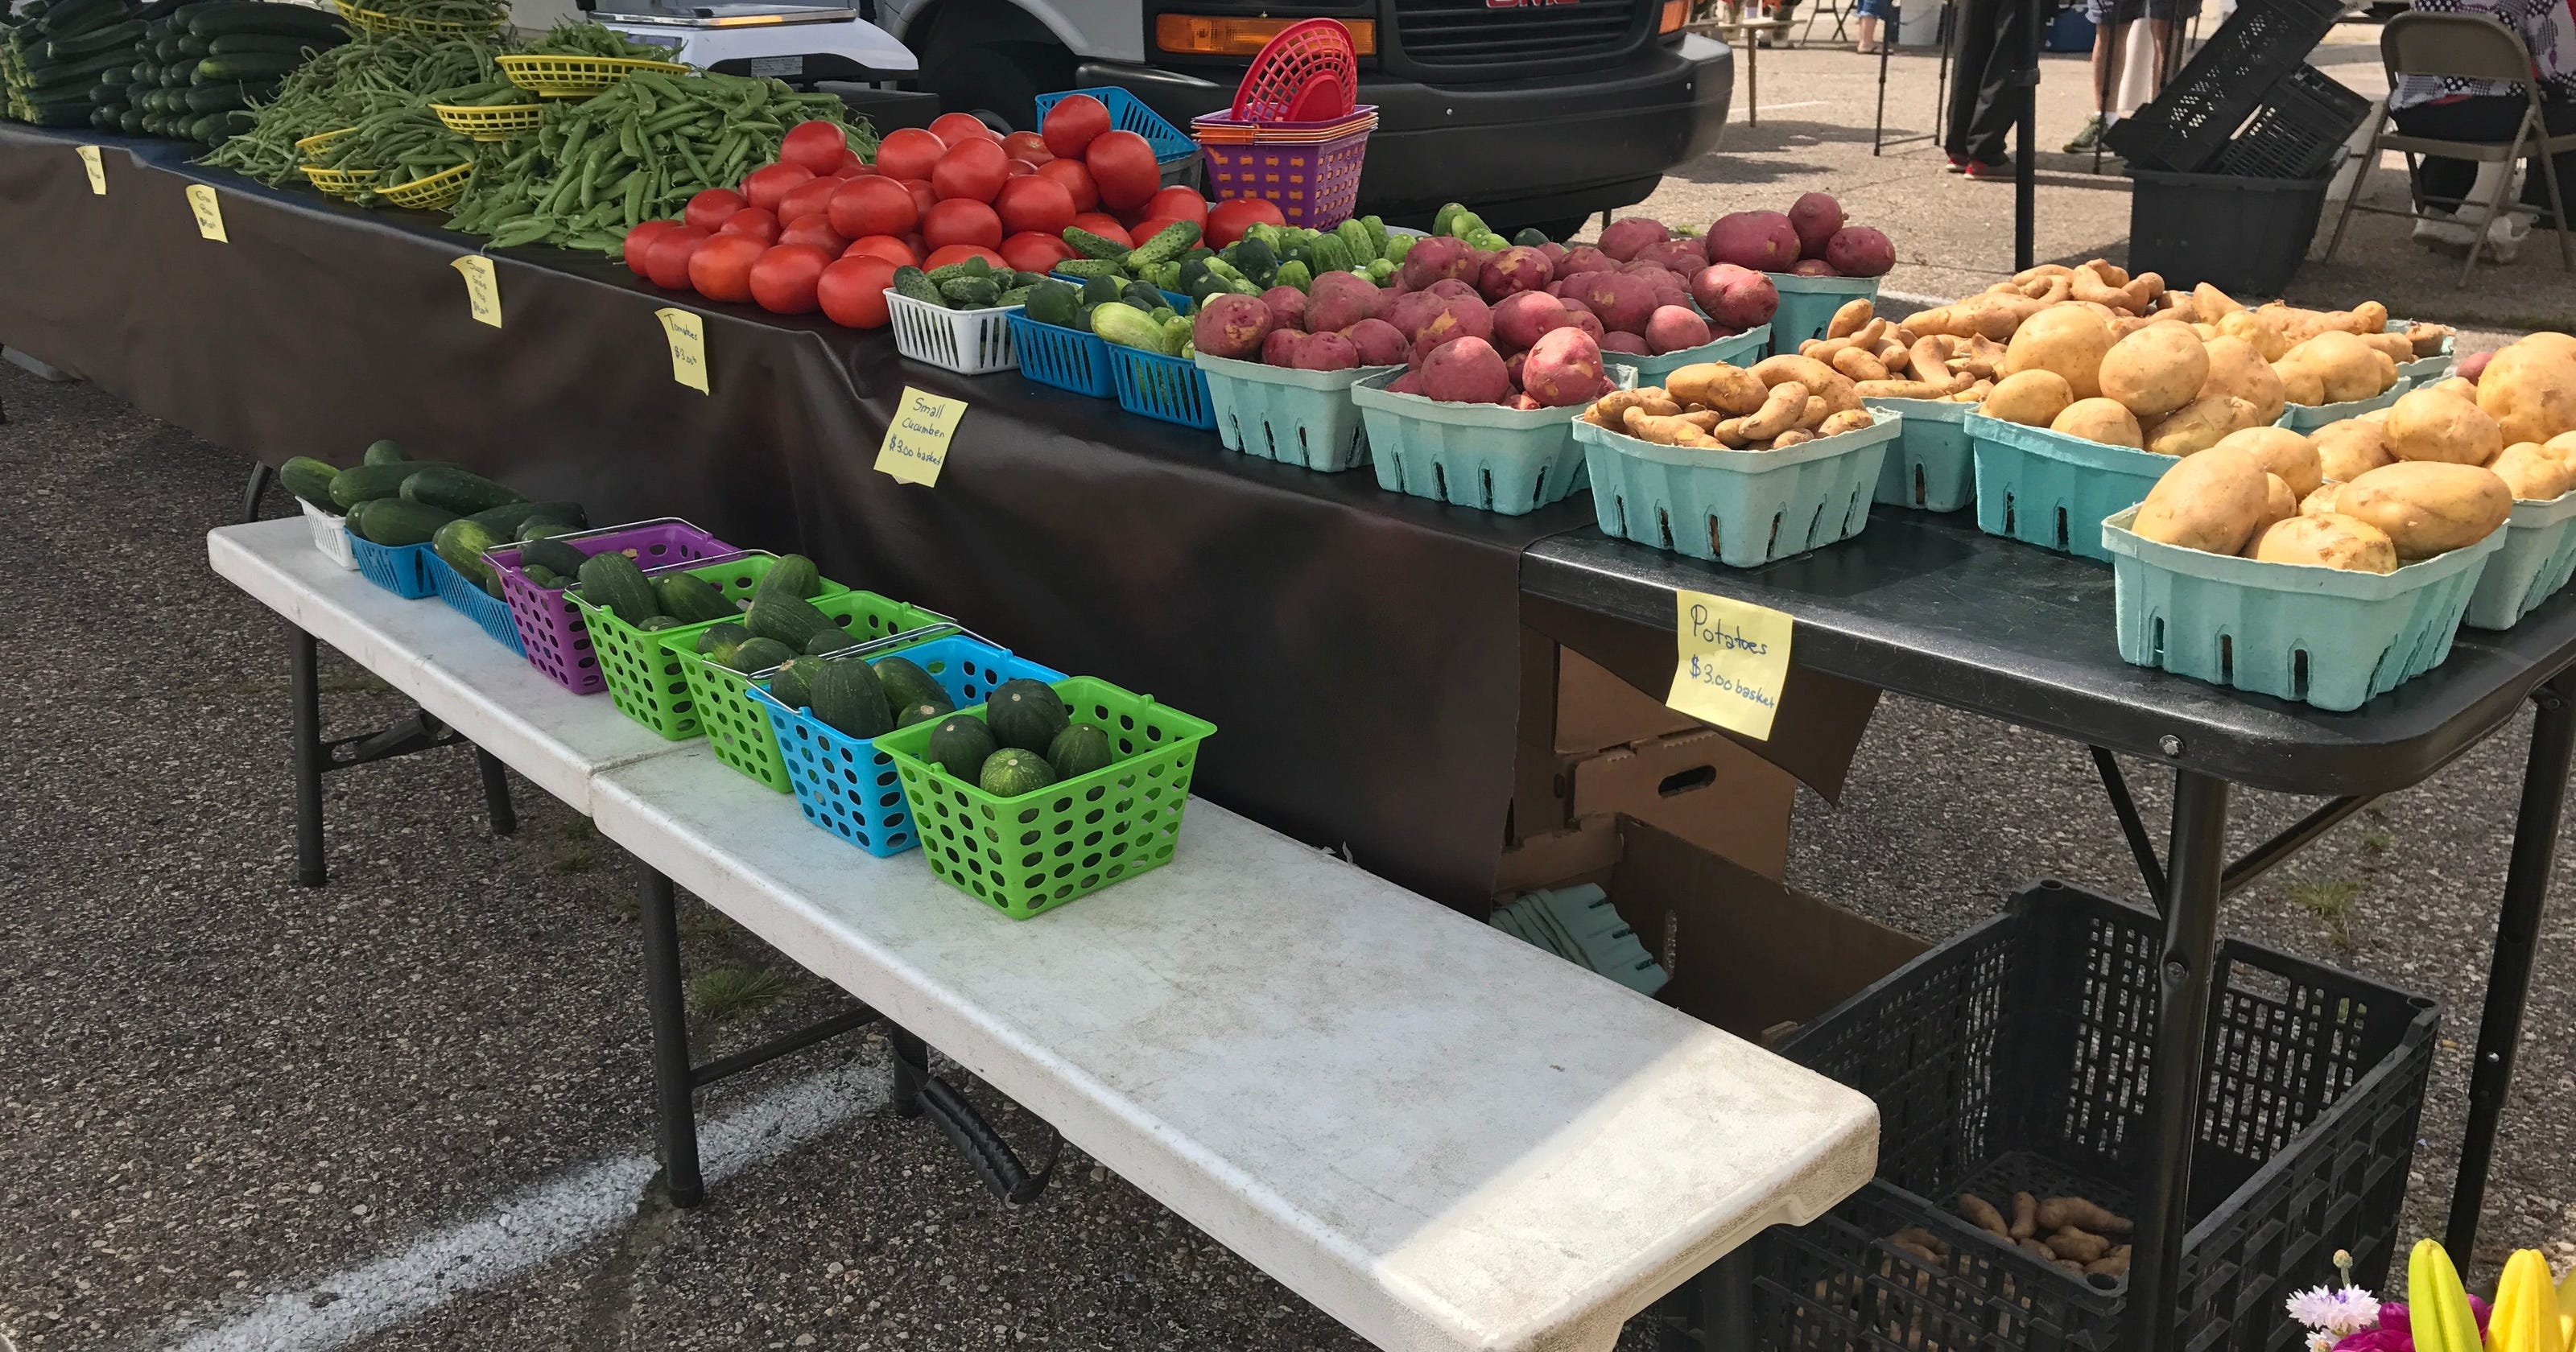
[1523,511,2576,1351]
[206,517,1881,1352]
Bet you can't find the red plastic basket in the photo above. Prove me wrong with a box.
[1192,109,1373,228]
[1232,19,1358,122]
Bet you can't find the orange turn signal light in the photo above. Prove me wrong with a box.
[1155,14,1377,56]
[1658,0,1688,31]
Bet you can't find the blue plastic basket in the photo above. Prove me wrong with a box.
[1575,413,1898,566]
[2464,488,2576,630]
[1034,87,1195,166]
[1600,324,1773,383]
[1766,274,1881,352]
[1862,396,1977,512]
[2103,504,2504,710]
[1006,311,1117,397]
[1109,344,1218,428]
[348,530,436,599]
[2277,376,2412,434]
[758,635,1068,858]
[1969,414,2170,561]
[1196,352,1396,472]
[1349,369,1590,514]
[427,553,528,656]
[1048,271,1195,313]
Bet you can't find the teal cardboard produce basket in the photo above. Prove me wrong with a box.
[1196,353,1398,472]
[1970,414,2169,561]
[1862,396,1976,512]
[1766,274,1880,352]
[1575,412,1898,567]
[1349,370,1589,515]
[2276,377,2411,434]
[1600,325,1772,383]
[2463,488,2576,630]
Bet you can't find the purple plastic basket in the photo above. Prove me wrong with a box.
[485,518,737,695]
[1191,109,1372,229]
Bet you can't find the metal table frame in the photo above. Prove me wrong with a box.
[1525,511,2576,1350]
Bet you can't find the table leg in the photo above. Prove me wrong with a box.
[2125,769,2230,1352]
[2444,675,2576,1259]
[290,624,327,888]
[889,1024,928,1119]
[637,865,704,1208]
[239,460,273,526]
[475,747,517,837]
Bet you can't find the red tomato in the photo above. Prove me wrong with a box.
[749,242,834,315]
[817,255,898,328]
[779,216,847,253]
[1126,216,1187,249]
[873,127,945,180]
[993,174,1076,237]
[741,163,815,213]
[898,177,938,220]
[826,175,916,241]
[1001,130,1052,163]
[901,232,927,259]
[921,197,1003,250]
[838,146,869,174]
[1083,130,1159,212]
[1034,158,1098,213]
[779,120,848,175]
[1146,186,1208,225]
[1041,93,1109,159]
[645,225,712,290]
[689,232,768,302]
[1068,213,1132,248]
[624,219,681,275]
[1007,159,1038,176]
[930,110,1000,146]
[719,207,781,245]
[923,243,1008,270]
[998,231,1077,273]
[844,234,918,266]
[930,138,1008,203]
[683,188,748,233]
[776,174,840,224]
[1203,196,1286,247]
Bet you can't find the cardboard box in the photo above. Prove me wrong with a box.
[1521,631,1707,756]
[1569,728,1797,880]
[1495,815,1927,1042]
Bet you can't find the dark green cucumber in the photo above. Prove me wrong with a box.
[749,553,820,602]
[461,499,583,539]
[279,455,340,507]
[175,31,207,54]
[192,48,301,81]
[514,535,587,579]
[184,79,272,112]
[205,28,338,54]
[184,2,350,39]
[45,18,143,59]
[326,461,413,511]
[399,465,524,515]
[727,637,794,676]
[361,438,408,465]
[654,572,735,624]
[575,551,660,626]
[985,678,1069,752]
[807,659,892,739]
[349,497,455,546]
[190,109,254,144]
[432,517,503,586]
[926,714,997,778]
[1063,226,1128,261]
[870,656,943,712]
[742,592,840,650]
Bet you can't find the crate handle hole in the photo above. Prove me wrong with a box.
[2293,647,2310,702]
[2087,1272,2122,1292]
[2219,633,2235,682]
[1657,765,1715,797]
[2054,505,2070,550]
[1913,462,1927,507]
[2003,490,2016,534]
[1657,505,1674,551]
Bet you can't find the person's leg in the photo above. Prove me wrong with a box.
[2516,96,2576,222]
[1945,0,2000,160]
[2146,17,2176,97]
[1961,0,2029,165]
[2394,96,2524,211]
[1855,10,1880,51]
[2066,2,2114,150]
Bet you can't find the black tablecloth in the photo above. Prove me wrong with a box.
[0,124,1596,907]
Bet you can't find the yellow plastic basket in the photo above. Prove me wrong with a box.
[295,126,356,158]
[301,164,382,197]
[332,0,505,36]
[430,100,545,140]
[496,53,690,98]
[374,160,473,210]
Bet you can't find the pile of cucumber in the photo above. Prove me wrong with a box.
[123,1,349,143]
[2,0,155,128]
[280,440,588,597]
[887,255,1045,312]
[1022,274,1194,357]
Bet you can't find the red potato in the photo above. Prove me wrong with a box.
[1192,293,1274,361]
[1523,328,1609,406]
[623,219,681,275]
[688,232,768,303]
[998,231,1077,272]
[775,174,840,224]
[1537,241,1569,268]
[1388,370,1428,396]
[778,216,845,254]
[1343,317,1408,365]
[1259,285,1307,332]
[645,225,712,289]
[741,163,815,213]
[1575,270,1659,335]
[1041,93,1110,159]
[1599,331,1650,355]
[2461,349,2496,382]
[1385,291,1440,344]
[1492,291,1571,352]
[683,188,746,233]
[1204,196,1283,247]
[1068,213,1131,247]
[1261,327,1307,366]
[929,110,999,146]
[1790,258,1839,277]
[779,121,848,175]
[1034,158,1099,212]
[1635,238,1708,274]
[1691,264,1778,329]
[874,128,946,181]
[922,243,1006,270]
[828,176,917,241]
[1596,216,1670,262]
[1420,337,1513,403]
[1823,225,1895,277]
[749,242,834,314]
[922,198,1003,250]
[1398,235,1478,290]
[1555,295,1593,318]
[1505,348,1528,389]
[1001,130,1052,163]
[1305,270,1381,332]
[718,207,780,245]
[1707,210,1801,271]
[931,138,1008,203]
[994,175,1077,236]
[1567,309,1605,342]
[1294,331,1361,371]
[1085,130,1161,210]
[1426,278,1478,302]
[843,234,918,266]
[1147,185,1208,225]
[1645,305,1712,354]
[1789,192,1843,260]
[1480,245,1554,299]
[816,254,897,328]
[1559,245,1615,278]
[1412,291,1493,354]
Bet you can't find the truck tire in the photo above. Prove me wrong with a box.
[914,0,1071,130]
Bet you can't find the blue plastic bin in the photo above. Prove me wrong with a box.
[2277,376,2412,434]
[758,634,1068,859]
[427,553,528,656]
[1048,272,1195,314]
[1766,273,1881,352]
[1196,352,1397,472]
[2464,488,2576,630]
[1600,324,1773,384]
[1006,311,1117,398]
[1349,369,1590,515]
[2103,504,2504,710]
[1034,87,1195,167]
[1969,413,2170,561]
[1575,413,1898,566]
[1108,344,1219,428]
[348,530,436,599]
[1863,396,1977,511]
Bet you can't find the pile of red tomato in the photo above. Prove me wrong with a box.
[619,96,1256,332]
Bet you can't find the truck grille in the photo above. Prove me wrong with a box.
[1392,0,1641,66]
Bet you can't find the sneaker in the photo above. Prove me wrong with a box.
[2063,113,2104,153]
[2413,208,2476,253]
[1944,155,1970,173]
[1962,159,2009,179]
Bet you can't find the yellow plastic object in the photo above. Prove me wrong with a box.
[331,0,504,35]
[496,53,690,98]
[300,164,381,197]
[374,160,473,210]
[430,100,545,140]
[294,126,355,158]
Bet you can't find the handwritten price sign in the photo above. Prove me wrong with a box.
[452,255,502,328]
[1665,588,1793,740]
[185,184,226,241]
[76,145,104,195]
[654,307,708,393]
[873,385,967,486]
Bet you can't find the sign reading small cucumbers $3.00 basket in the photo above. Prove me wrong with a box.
[874,386,968,487]
[1666,589,1793,740]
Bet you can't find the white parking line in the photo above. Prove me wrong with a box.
[1756,100,1827,113]
[156,1055,889,1352]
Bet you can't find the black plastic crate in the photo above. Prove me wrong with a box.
[2215,66,2372,179]
[2103,0,2348,172]
[2128,165,2333,297]
[1746,880,2437,1352]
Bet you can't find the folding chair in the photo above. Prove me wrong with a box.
[2320,10,2574,286]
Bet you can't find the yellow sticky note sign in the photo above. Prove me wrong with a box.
[1666,587,1794,741]
[654,307,708,393]
[76,145,105,195]
[873,385,968,486]
[186,183,226,241]
[452,255,502,328]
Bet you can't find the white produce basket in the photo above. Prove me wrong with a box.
[302,498,358,571]
[885,291,1021,376]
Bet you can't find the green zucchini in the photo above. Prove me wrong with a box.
[205,28,336,54]
[184,78,272,112]
[116,106,144,133]
[192,109,254,144]
[45,18,144,59]
[90,102,122,129]
[399,465,523,515]
[175,31,208,54]
[23,98,100,126]
[184,2,350,39]
[192,49,298,81]
[37,0,128,39]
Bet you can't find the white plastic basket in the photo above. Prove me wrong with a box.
[302,498,358,571]
[885,291,1020,375]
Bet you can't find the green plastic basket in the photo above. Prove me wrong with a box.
[2463,488,2576,630]
[1575,413,1898,567]
[1969,413,2171,561]
[2276,376,2412,434]
[1349,369,1590,515]
[877,677,1216,920]
[1766,273,1880,352]
[571,553,850,741]
[1862,396,1977,512]
[1599,324,1773,383]
[1196,352,1397,472]
[2103,505,2504,710]
[671,596,952,789]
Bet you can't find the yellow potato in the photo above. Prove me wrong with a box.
[2478,340,2576,444]
[2334,462,2512,559]
[2254,472,2300,538]
[2546,429,2576,473]
[2490,441,2574,501]
[2050,397,2145,447]
[2385,387,2504,465]
[2132,445,2273,555]
[2250,513,2399,573]
[2143,395,2264,457]
[2100,324,2213,419]
[2198,335,2288,425]
[2427,376,2479,402]
[2212,426,2323,497]
[2281,331,2393,404]
[2273,360,2326,409]
[2301,483,2342,517]
[1984,369,2075,427]
[2312,419,2397,483]
[2003,304,2116,400]
[2219,309,2290,361]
